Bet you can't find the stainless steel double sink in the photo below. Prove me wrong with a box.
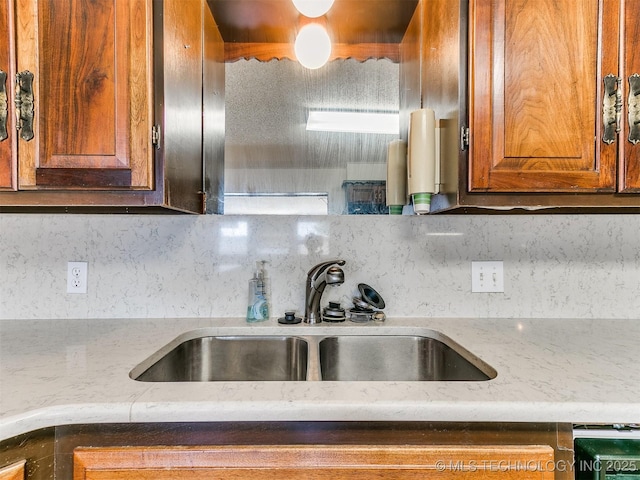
[130,331,496,382]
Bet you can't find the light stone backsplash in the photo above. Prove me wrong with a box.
[1,214,639,320]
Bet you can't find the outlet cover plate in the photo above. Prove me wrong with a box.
[471,261,504,293]
[67,261,88,294]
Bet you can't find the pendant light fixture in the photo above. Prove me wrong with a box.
[292,0,334,69]
[294,23,332,70]
[292,0,335,18]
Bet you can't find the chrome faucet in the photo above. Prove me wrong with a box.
[304,259,346,324]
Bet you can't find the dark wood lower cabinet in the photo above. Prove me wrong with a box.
[0,422,575,480]
[0,461,25,480]
[73,444,555,480]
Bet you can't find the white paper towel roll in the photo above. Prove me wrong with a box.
[407,108,436,214]
[386,139,407,214]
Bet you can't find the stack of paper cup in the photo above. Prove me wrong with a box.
[386,139,407,215]
[407,108,436,215]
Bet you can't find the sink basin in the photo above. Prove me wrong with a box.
[319,335,495,381]
[131,331,495,382]
[132,336,308,381]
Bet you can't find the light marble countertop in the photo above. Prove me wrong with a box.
[1,317,638,442]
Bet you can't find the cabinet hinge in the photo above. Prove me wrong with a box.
[200,191,207,214]
[15,71,34,142]
[0,70,7,141]
[460,126,470,151]
[151,125,161,149]
[629,74,640,144]
[603,74,622,145]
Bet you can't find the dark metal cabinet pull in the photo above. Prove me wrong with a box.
[603,74,622,145]
[628,73,640,145]
[15,70,34,142]
[0,70,7,142]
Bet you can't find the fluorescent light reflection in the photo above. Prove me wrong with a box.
[221,221,248,238]
[224,194,328,215]
[424,232,464,236]
[307,111,399,134]
[218,221,249,255]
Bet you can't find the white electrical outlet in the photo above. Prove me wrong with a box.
[471,261,504,293]
[67,261,88,294]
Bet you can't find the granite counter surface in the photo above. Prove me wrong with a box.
[2,317,638,441]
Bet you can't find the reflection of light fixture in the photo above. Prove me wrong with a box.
[307,111,400,134]
[294,24,331,70]
[292,0,335,17]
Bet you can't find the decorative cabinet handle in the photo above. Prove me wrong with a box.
[15,70,34,142]
[0,70,7,142]
[603,74,622,145]
[628,74,640,145]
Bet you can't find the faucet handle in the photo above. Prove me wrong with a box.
[307,259,346,279]
[324,266,345,285]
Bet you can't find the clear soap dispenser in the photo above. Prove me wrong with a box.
[246,260,269,322]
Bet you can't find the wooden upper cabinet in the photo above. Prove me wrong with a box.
[0,0,216,212]
[469,0,619,193]
[0,0,15,190]
[14,0,152,190]
[620,0,640,192]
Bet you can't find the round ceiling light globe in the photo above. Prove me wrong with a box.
[291,0,335,18]
[294,24,332,70]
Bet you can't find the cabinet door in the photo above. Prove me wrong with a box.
[621,0,640,191]
[0,0,15,190]
[74,445,555,480]
[469,0,619,193]
[14,0,152,190]
[0,460,25,480]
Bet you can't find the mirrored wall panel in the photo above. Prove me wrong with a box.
[223,58,400,215]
